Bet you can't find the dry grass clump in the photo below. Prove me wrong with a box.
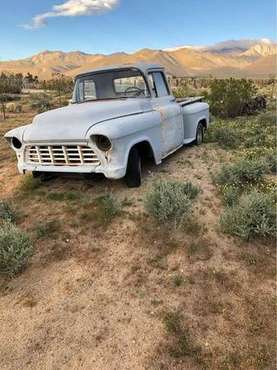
[17,174,42,193]
[163,310,202,360]
[97,194,121,223]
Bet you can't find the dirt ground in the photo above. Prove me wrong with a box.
[0,113,276,370]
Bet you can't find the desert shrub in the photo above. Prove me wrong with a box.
[144,181,199,227]
[220,191,276,240]
[97,194,121,223]
[205,126,241,149]
[35,220,61,239]
[258,112,276,125]
[0,222,33,276]
[178,181,200,200]
[208,78,257,118]
[244,125,272,148]
[30,93,54,113]
[221,185,241,206]
[173,86,200,98]
[0,201,16,223]
[263,152,277,174]
[216,159,267,188]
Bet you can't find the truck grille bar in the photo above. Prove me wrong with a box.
[25,145,100,166]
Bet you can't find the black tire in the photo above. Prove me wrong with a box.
[125,147,141,188]
[32,171,41,178]
[195,122,204,145]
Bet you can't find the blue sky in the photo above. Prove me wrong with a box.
[0,0,276,60]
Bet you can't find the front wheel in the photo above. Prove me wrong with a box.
[125,147,141,188]
[195,123,204,145]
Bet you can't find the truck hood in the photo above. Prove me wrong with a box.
[24,99,151,142]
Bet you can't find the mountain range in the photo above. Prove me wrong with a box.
[0,39,276,79]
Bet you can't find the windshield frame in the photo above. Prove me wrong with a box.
[72,67,151,103]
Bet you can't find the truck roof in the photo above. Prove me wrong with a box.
[75,63,164,78]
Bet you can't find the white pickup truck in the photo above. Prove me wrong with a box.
[5,64,209,187]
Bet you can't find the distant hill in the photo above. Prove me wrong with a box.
[0,39,276,79]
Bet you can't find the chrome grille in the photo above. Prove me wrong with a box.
[25,145,100,166]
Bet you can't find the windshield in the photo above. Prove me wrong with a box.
[73,68,150,103]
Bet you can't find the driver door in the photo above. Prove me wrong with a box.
[149,72,183,157]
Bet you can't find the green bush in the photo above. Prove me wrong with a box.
[0,201,16,223]
[221,185,241,206]
[0,222,33,276]
[144,181,199,227]
[220,191,276,240]
[258,112,276,125]
[205,126,241,149]
[216,159,267,188]
[173,86,200,98]
[263,152,277,174]
[208,78,257,118]
[97,194,121,223]
[30,93,54,113]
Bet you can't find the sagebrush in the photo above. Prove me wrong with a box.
[144,180,199,227]
[220,191,276,240]
[0,200,16,223]
[0,222,33,276]
[216,159,267,188]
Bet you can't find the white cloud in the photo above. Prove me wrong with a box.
[22,0,119,29]
[207,39,274,51]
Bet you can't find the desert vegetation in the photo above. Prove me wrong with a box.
[0,72,73,120]
[0,78,276,369]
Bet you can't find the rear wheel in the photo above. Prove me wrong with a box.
[195,122,204,145]
[125,147,141,188]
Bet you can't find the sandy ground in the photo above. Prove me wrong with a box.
[0,113,276,370]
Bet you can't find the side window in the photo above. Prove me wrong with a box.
[78,79,96,102]
[149,72,169,97]
[84,79,96,100]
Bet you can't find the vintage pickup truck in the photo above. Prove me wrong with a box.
[5,64,209,187]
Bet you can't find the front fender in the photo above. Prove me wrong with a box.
[86,111,162,178]
[4,124,31,149]
[87,110,162,161]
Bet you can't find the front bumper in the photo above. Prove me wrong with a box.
[18,162,126,179]
[16,142,126,180]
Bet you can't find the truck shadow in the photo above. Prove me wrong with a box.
[37,143,196,190]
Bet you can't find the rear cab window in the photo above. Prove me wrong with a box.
[113,75,148,96]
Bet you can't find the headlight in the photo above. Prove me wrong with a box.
[11,137,22,150]
[93,135,112,152]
